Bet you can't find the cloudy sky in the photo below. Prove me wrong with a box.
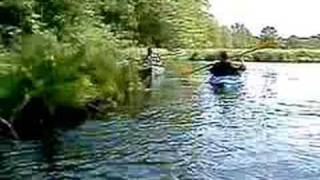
[209,0,320,37]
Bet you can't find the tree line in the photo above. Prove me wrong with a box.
[1,0,219,49]
[1,0,318,50]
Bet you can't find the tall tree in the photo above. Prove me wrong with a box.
[259,26,279,47]
[219,25,233,48]
[231,23,255,48]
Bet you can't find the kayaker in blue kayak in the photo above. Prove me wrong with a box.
[209,51,246,77]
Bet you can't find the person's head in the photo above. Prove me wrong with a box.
[147,47,153,55]
[219,51,229,62]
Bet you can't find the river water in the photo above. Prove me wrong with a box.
[1,63,320,180]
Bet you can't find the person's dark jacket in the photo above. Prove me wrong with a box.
[209,61,246,77]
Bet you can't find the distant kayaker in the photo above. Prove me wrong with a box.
[143,47,163,68]
[209,51,246,77]
[139,47,164,84]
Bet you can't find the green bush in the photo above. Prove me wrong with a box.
[0,31,142,119]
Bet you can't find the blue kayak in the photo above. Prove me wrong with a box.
[209,75,244,92]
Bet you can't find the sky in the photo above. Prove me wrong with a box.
[209,0,320,37]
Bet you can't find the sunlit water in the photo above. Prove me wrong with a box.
[1,62,320,180]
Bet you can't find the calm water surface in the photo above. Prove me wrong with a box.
[1,62,320,180]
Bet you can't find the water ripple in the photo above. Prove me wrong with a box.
[1,63,320,179]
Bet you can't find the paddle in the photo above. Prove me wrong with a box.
[187,47,265,75]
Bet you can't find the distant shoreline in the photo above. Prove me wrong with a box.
[159,48,320,63]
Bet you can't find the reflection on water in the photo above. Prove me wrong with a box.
[1,63,320,180]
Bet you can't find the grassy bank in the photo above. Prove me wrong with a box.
[165,49,320,63]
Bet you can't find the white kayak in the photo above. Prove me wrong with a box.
[139,66,165,78]
[151,66,165,77]
[139,66,165,89]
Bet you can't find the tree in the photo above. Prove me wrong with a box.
[219,25,233,48]
[259,26,279,48]
[0,0,224,49]
[230,23,255,48]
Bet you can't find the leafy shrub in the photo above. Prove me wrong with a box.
[0,30,142,119]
